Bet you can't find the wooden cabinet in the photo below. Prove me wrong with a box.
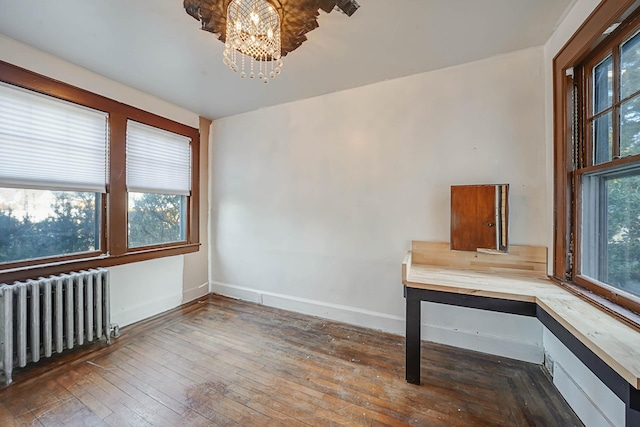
[450,184,508,252]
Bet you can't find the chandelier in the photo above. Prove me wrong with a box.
[184,0,360,83]
[223,0,282,83]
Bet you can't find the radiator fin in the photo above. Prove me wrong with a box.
[27,280,40,364]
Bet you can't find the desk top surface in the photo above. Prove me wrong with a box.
[403,242,640,390]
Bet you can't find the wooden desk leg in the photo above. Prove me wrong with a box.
[406,297,421,385]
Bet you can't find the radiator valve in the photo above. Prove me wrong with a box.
[110,323,121,339]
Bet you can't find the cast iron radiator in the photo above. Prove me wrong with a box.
[0,268,115,385]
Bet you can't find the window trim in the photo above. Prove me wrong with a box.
[553,0,640,329]
[0,61,200,283]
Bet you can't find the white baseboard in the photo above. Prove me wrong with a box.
[210,281,263,304]
[183,282,210,304]
[111,292,183,328]
[553,362,617,427]
[210,281,543,363]
[210,281,405,335]
[543,328,625,427]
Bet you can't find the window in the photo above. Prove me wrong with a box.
[581,166,640,299]
[126,120,191,248]
[0,61,200,282]
[579,27,640,302]
[0,189,101,263]
[554,1,640,322]
[0,82,106,263]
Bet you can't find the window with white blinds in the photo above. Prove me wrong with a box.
[0,82,108,192]
[126,120,192,196]
[0,60,200,273]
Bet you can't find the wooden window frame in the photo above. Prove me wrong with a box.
[553,0,640,329]
[0,61,200,283]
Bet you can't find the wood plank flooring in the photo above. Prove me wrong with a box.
[0,295,583,426]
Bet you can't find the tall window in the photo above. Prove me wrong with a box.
[581,29,640,301]
[0,61,200,281]
[126,120,192,248]
[554,2,640,322]
[0,82,107,263]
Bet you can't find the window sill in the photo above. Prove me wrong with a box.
[0,243,200,284]
[548,275,640,333]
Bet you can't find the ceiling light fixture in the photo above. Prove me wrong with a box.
[224,0,282,83]
[184,0,360,83]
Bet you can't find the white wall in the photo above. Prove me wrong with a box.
[0,35,208,327]
[210,46,548,360]
[182,117,212,303]
[110,256,184,327]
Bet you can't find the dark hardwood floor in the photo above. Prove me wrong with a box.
[0,294,582,426]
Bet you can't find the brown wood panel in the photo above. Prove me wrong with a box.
[411,241,547,277]
[0,295,582,426]
[451,185,498,251]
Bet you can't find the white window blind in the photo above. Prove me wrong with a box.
[126,120,192,196]
[0,82,108,192]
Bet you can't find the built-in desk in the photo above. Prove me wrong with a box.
[402,241,640,427]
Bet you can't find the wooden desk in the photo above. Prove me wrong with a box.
[402,242,640,427]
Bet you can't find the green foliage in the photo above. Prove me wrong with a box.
[0,192,98,263]
[606,174,640,295]
[128,193,184,248]
[0,209,37,262]
[0,191,184,263]
[605,33,640,296]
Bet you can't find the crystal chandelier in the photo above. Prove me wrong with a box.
[223,0,283,83]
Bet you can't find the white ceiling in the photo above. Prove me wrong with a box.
[0,0,575,119]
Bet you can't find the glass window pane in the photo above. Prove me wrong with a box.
[128,193,185,248]
[593,112,613,165]
[620,96,640,157]
[0,188,100,263]
[604,172,640,298]
[594,55,613,114]
[621,31,640,100]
